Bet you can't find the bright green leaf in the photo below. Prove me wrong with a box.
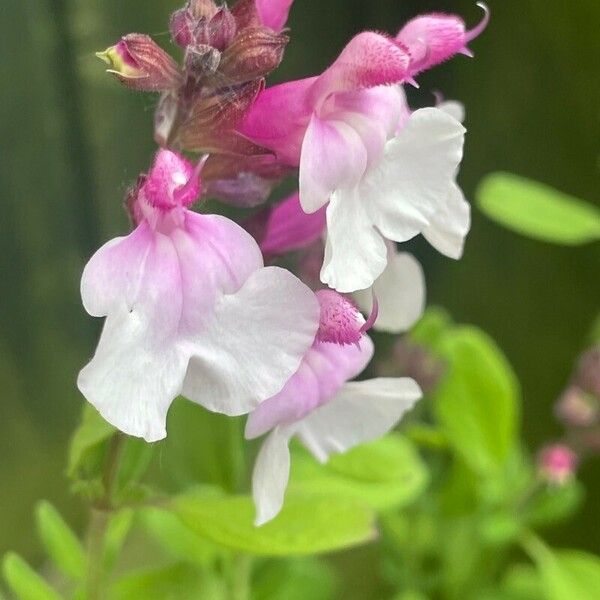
[433,327,520,475]
[174,492,375,556]
[523,535,600,600]
[35,501,85,580]
[289,435,427,512]
[138,506,218,567]
[502,563,544,600]
[524,481,584,528]
[409,307,453,348]
[477,172,600,245]
[252,558,337,600]
[2,553,62,600]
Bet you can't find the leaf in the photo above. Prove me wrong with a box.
[523,535,600,600]
[102,508,135,572]
[113,438,155,503]
[524,481,584,528]
[138,506,218,567]
[502,563,545,600]
[68,404,114,481]
[432,327,520,475]
[409,307,453,348]
[252,558,337,600]
[477,172,600,245]
[2,553,62,600]
[173,491,375,556]
[289,435,428,512]
[35,501,85,580]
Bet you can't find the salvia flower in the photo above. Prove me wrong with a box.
[538,444,579,486]
[246,326,422,524]
[78,149,319,442]
[96,34,182,92]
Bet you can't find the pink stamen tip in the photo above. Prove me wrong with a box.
[360,292,379,334]
[316,289,364,346]
[459,47,474,57]
[174,155,207,207]
[465,2,490,44]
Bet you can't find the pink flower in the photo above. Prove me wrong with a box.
[538,444,579,485]
[255,0,294,32]
[397,3,490,79]
[245,292,422,525]
[78,149,319,442]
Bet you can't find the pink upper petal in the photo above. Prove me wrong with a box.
[255,0,294,32]
[308,32,410,107]
[245,335,374,438]
[299,115,367,213]
[257,192,326,257]
[238,77,316,165]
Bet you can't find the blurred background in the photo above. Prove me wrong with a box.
[0,0,598,570]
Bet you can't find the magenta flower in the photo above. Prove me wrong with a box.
[240,31,469,292]
[78,149,319,442]
[245,291,421,524]
[538,444,579,486]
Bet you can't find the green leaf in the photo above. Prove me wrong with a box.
[174,491,375,556]
[502,563,544,600]
[2,553,62,600]
[113,438,155,503]
[102,508,134,572]
[477,172,600,245]
[524,481,584,528]
[523,535,600,600]
[252,558,337,600]
[409,307,453,348]
[111,563,225,600]
[289,435,428,512]
[138,506,218,567]
[68,404,114,482]
[432,327,520,475]
[35,501,85,580]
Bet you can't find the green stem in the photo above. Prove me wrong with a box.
[230,554,252,600]
[85,433,125,600]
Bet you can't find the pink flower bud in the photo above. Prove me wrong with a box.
[217,27,288,84]
[555,386,599,428]
[538,444,578,485]
[396,3,489,77]
[96,34,181,92]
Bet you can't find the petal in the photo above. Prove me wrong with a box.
[297,377,422,462]
[423,183,471,259]
[320,187,388,293]
[353,250,425,333]
[255,0,294,32]
[78,227,187,442]
[238,77,317,165]
[258,192,326,257]
[182,266,319,416]
[437,100,465,123]
[245,336,373,439]
[252,426,293,525]
[309,32,410,105]
[361,107,465,243]
[299,115,367,214]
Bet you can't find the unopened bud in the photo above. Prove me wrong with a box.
[208,7,238,50]
[170,7,195,47]
[538,444,578,485]
[217,27,288,84]
[96,34,181,92]
[555,386,599,428]
[575,346,600,398]
[190,0,218,19]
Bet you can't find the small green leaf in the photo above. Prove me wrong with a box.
[138,506,218,566]
[102,508,134,572]
[2,553,62,600]
[252,558,337,600]
[35,501,85,580]
[523,535,600,600]
[479,512,523,547]
[409,307,453,348]
[477,172,600,245]
[68,404,114,481]
[174,492,375,556]
[432,327,520,475]
[290,435,427,512]
[524,481,584,528]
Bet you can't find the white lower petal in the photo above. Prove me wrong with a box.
[297,377,422,463]
[354,250,425,333]
[252,426,293,526]
[423,183,471,259]
[182,266,320,416]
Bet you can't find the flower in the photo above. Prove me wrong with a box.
[240,32,469,293]
[246,292,422,525]
[78,149,319,442]
[538,444,578,486]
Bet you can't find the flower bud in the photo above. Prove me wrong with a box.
[96,34,181,92]
[575,346,600,398]
[208,7,238,50]
[538,444,578,485]
[555,386,599,428]
[217,27,288,84]
[170,7,196,47]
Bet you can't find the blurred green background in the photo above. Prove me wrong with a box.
[0,0,598,568]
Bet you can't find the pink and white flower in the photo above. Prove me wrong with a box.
[246,290,422,524]
[240,30,470,293]
[78,149,319,442]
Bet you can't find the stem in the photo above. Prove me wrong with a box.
[230,554,252,600]
[85,433,125,600]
